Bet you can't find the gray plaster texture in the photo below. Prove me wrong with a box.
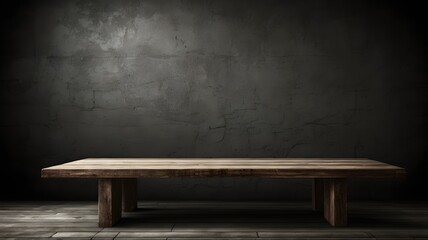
[1,0,427,200]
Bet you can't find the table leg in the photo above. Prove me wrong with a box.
[98,178,122,227]
[312,178,324,211]
[323,178,347,226]
[122,178,138,212]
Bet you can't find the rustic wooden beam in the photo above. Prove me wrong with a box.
[122,178,138,212]
[323,178,347,226]
[98,178,122,227]
[323,179,331,222]
[41,158,406,178]
[312,178,324,211]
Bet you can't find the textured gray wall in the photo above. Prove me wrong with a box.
[1,0,427,200]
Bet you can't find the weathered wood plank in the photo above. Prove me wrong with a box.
[0,231,56,237]
[116,231,257,238]
[52,231,98,238]
[0,222,100,227]
[98,179,122,227]
[258,231,369,238]
[324,178,347,226]
[41,158,406,178]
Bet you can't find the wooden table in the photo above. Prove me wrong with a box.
[41,158,405,227]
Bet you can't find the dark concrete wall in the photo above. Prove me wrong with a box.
[1,0,427,200]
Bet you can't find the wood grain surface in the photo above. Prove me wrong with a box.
[41,158,406,178]
[324,178,347,226]
[1,201,428,239]
[98,179,122,227]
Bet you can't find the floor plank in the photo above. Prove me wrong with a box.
[51,231,98,238]
[0,201,427,239]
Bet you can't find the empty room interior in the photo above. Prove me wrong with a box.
[1,0,428,239]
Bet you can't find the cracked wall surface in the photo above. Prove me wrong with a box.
[1,0,428,200]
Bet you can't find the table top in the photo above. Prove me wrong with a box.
[41,158,406,178]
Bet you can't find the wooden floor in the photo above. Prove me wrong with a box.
[0,201,427,239]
